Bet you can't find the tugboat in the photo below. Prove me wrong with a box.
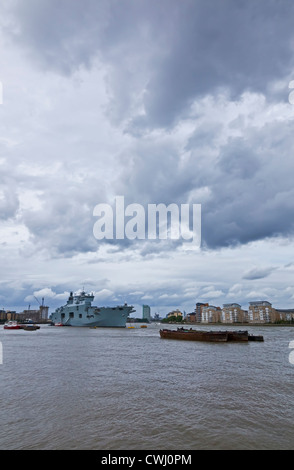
[23,324,40,331]
[49,290,135,327]
[4,321,21,330]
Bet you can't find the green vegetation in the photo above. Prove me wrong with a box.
[274,318,294,324]
[161,315,184,324]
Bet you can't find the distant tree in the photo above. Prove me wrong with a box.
[161,315,183,323]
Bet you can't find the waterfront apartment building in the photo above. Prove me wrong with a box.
[275,309,294,322]
[195,302,208,322]
[186,299,293,325]
[248,301,276,323]
[201,305,221,323]
[222,303,248,323]
[187,303,208,322]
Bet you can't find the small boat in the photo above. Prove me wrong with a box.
[23,324,40,331]
[4,321,21,330]
[140,325,147,328]
[54,322,64,327]
[127,326,135,329]
[160,328,264,343]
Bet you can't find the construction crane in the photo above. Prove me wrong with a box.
[34,296,44,307]
[33,296,47,322]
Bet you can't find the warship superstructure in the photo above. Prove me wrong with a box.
[49,291,135,327]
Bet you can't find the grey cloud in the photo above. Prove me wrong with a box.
[10,0,108,74]
[18,169,110,257]
[8,0,294,130]
[2,3,294,253]
[115,109,294,251]
[21,200,96,257]
[217,138,261,180]
[243,267,276,280]
[0,185,19,220]
[135,0,294,128]
[18,105,294,256]
[200,117,294,248]
[8,0,162,126]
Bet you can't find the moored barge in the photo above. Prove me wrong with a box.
[159,328,264,342]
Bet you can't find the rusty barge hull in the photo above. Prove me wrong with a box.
[159,329,264,342]
[160,329,228,342]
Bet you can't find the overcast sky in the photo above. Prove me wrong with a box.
[1,0,294,316]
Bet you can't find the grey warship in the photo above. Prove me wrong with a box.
[49,291,135,327]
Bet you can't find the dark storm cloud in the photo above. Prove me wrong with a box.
[9,0,294,128]
[195,119,294,249]
[141,0,294,128]
[2,0,294,255]
[217,139,261,180]
[116,107,294,251]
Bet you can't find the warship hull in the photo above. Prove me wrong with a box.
[49,291,134,328]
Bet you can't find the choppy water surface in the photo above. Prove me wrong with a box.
[0,323,294,450]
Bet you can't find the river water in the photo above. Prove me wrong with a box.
[0,323,294,450]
